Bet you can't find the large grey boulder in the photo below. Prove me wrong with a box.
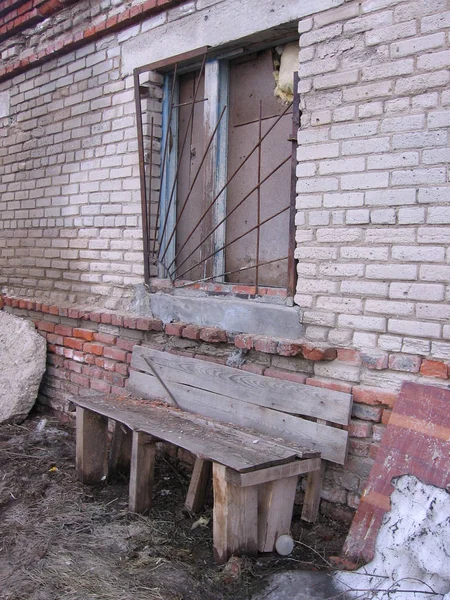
[0,312,47,423]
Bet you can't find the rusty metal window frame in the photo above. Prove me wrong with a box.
[134,43,299,299]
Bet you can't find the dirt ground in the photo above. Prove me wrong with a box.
[0,410,348,600]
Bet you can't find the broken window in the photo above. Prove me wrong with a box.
[135,41,299,295]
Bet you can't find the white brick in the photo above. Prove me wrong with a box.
[392,246,445,262]
[378,334,402,352]
[391,32,445,57]
[331,121,378,140]
[333,106,357,122]
[366,299,415,316]
[344,10,393,35]
[428,111,450,129]
[417,50,450,71]
[299,46,315,63]
[416,303,450,321]
[316,228,363,243]
[343,81,393,102]
[320,263,365,277]
[361,0,403,13]
[294,247,338,260]
[366,20,417,45]
[341,280,388,297]
[341,246,389,260]
[341,172,389,190]
[323,192,364,208]
[398,207,425,224]
[367,152,418,170]
[314,2,359,27]
[298,17,313,34]
[422,148,450,165]
[297,177,338,193]
[296,195,323,209]
[296,279,339,293]
[411,93,438,109]
[395,70,450,95]
[392,168,446,186]
[431,341,450,360]
[311,110,332,126]
[366,264,417,280]
[371,208,396,224]
[353,332,378,349]
[314,69,360,91]
[421,11,450,34]
[401,337,431,355]
[342,137,391,155]
[346,209,370,224]
[302,310,336,327]
[381,114,425,133]
[301,23,343,47]
[362,59,414,81]
[308,211,330,226]
[296,163,317,178]
[388,318,441,338]
[427,206,450,224]
[418,187,450,204]
[419,264,450,281]
[319,157,365,174]
[314,361,361,382]
[392,130,447,149]
[418,228,450,244]
[339,314,386,332]
[297,142,339,161]
[298,128,331,145]
[390,282,445,301]
[304,326,329,342]
[358,102,383,118]
[316,296,363,314]
[300,58,338,78]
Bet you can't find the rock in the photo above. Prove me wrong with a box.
[0,312,46,423]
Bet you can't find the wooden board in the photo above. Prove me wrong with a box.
[109,422,132,476]
[73,395,319,473]
[129,431,156,514]
[185,458,211,513]
[258,475,298,553]
[224,457,321,488]
[76,406,108,485]
[131,346,352,426]
[128,369,348,464]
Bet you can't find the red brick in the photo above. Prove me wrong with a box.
[348,420,373,438]
[352,386,397,408]
[253,336,278,354]
[83,342,104,356]
[234,334,253,350]
[199,327,227,343]
[240,363,265,375]
[90,379,111,393]
[369,444,380,460]
[182,325,201,341]
[352,402,383,422]
[115,362,129,376]
[420,359,448,379]
[381,409,392,425]
[116,338,137,351]
[277,341,302,357]
[100,312,112,324]
[388,353,421,373]
[302,344,337,361]
[19,299,27,309]
[103,347,127,362]
[348,439,370,457]
[306,377,353,394]
[72,351,85,363]
[54,324,73,337]
[165,322,185,336]
[49,305,59,315]
[73,328,95,341]
[62,347,74,359]
[93,332,116,345]
[337,349,362,365]
[103,371,126,386]
[47,354,64,367]
[123,317,137,329]
[36,320,55,333]
[361,351,388,370]
[264,368,306,384]
[65,360,83,374]
[67,309,80,319]
[89,311,102,323]
[63,337,84,351]
[111,314,124,326]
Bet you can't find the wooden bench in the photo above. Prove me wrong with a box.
[74,346,352,563]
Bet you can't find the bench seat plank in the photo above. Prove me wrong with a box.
[132,346,352,426]
[74,394,320,473]
[128,369,348,464]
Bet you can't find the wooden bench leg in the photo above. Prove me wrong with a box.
[185,458,211,513]
[301,459,325,523]
[76,406,108,485]
[257,475,298,553]
[109,422,132,476]
[129,431,156,514]
[212,463,258,564]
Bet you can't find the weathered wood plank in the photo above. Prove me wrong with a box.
[75,406,108,485]
[129,431,156,514]
[301,459,326,523]
[185,458,212,513]
[128,369,348,464]
[73,395,319,472]
[131,346,352,425]
[109,421,132,476]
[213,463,258,564]
[258,475,298,553]
[224,457,321,488]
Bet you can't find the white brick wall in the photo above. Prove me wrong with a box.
[296,0,450,358]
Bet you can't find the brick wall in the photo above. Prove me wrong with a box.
[295,0,450,368]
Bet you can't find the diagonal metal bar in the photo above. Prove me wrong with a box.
[175,203,291,281]
[166,100,293,274]
[170,153,291,279]
[151,63,178,257]
[159,105,227,265]
[158,54,207,263]
[176,256,289,288]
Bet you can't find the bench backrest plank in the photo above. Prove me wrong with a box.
[128,348,351,465]
[131,347,352,426]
